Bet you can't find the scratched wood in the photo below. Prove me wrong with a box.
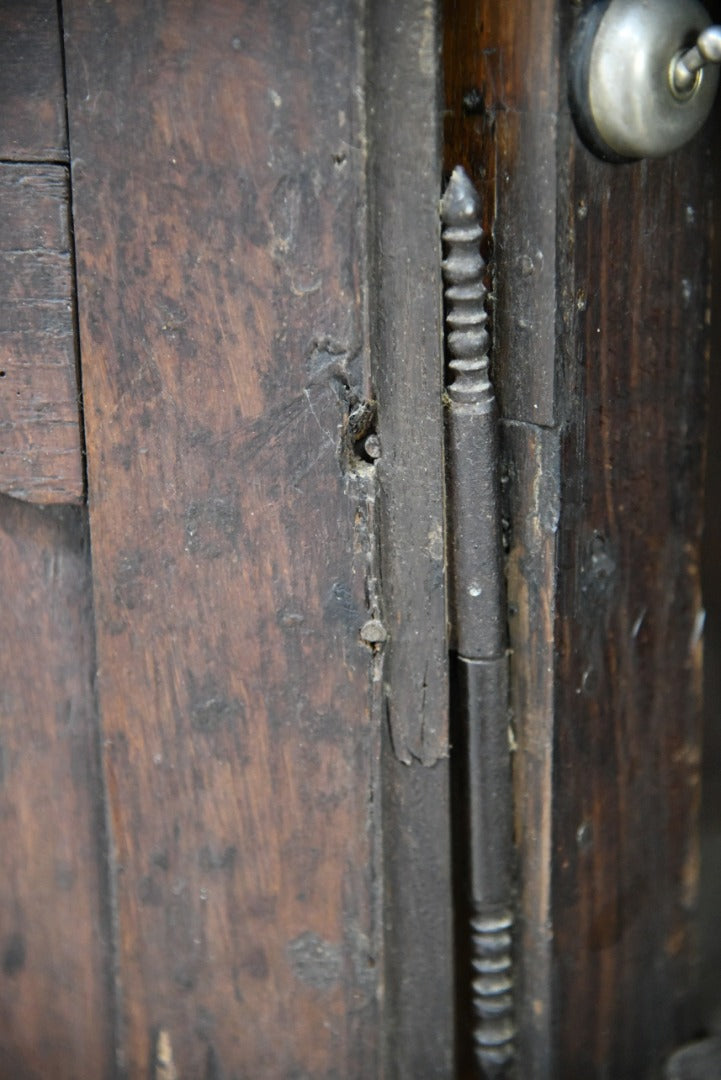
[367,0,448,767]
[366,0,454,1073]
[64,2,380,1075]
[0,165,84,504]
[0,496,113,1079]
[381,731,454,1079]
[445,1,714,1075]
[0,0,67,162]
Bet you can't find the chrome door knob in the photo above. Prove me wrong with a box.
[569,0,721,161]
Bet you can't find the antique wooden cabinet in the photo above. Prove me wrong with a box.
[0,1,718,1077]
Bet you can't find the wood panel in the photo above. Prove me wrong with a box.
[0,164,84,504]
[0,0,67,162]
[502,420,559,1080]
[366,1,454,1073]
[0,496,113,1079]
[381,733,453,1078]
[64,2,380,1075]
[367,0,448,767]
[445,1,714,1075]
[553,115,712,1080]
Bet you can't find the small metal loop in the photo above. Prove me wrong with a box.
[672,25,721,94]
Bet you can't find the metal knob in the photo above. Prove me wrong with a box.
[569,0,721,161]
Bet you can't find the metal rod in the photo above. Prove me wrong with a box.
[441,166,515,1077]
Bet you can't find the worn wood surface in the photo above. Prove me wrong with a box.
[0,0,67,163]
[381,731,453,1079]
[367,0,448,767]
[0,164,84,504]
[502,421,559,1080]
[366,1,454,1074]
[445,1,713,1075]
[0,496,113,1079]
[64,2,380,1075]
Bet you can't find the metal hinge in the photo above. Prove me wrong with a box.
[441,167,515,1078]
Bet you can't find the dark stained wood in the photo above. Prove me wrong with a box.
[367,0,449,767]
[0,0,67,162]
[699,99,721,1035]
[64,2,380,1075]
[444,0,559,427]
[445,1,714,1075]
[0,164,84,504]
[553,117,712,1080]
[0,496,113,1079]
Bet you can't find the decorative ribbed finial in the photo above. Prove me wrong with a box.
[470,907,515,1075]
[440,166,492,407]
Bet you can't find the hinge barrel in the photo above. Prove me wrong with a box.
[442,166,515,1077]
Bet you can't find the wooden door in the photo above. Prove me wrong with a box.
[0,1,452,1077]
[0,1,717,1077]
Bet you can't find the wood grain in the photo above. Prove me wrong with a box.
[64,2,380,1075]
[0,164,84,504]
[367,0,449,767]
[553,119,712,1080]
[381,730,454,1079]
[443,0,559,426]
[502,419,559,1080]
[366,1,454,1072]
[0,496,113,1079]
[0,0,68,162]
[445,1,714,1075]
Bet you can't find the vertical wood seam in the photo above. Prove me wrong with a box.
[58,2,121,1073]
